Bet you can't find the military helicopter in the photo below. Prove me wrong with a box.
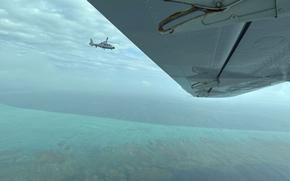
[89,37,115,50]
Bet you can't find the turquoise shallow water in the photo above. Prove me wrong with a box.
[1,104,290,181]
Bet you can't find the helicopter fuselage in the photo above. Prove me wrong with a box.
[95,42,115,49]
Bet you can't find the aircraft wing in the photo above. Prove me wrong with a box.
[88,0,290,97]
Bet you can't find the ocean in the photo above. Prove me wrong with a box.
[1,104,290,181]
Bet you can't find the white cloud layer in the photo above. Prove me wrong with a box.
[0,0,181,95]
[0,0,160,72]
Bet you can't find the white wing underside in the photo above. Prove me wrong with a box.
[88,0,290,97]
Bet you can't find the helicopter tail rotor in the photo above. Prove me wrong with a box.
[89,38,94,46]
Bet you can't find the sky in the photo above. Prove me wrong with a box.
[0,0,289,103]
[0,0,186,97]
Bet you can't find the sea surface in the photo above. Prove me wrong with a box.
[1,104,290,181]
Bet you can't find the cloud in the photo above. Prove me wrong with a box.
[0,0,159,73]
[141,80,152,87]
[0,0,179,96]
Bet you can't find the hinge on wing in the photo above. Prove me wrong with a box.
[158,0,286,34]
[191,79,219,89]
[159,0,241,34]
[190,79,219,97]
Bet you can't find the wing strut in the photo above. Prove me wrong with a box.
[216,21,252,79]
[207,21,252,94]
